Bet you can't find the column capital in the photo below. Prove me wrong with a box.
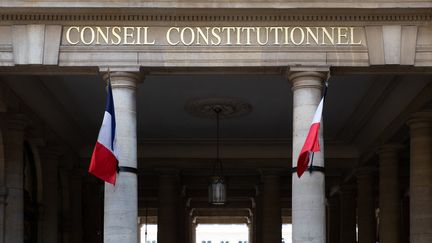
[377,144,403,157]
[288,65,330,74]
[378,144,404,153]
[7,113,27,131]
[101,71,144,89]
[407,111,432,130]
[286,66,329,91]
[99,66,141,73]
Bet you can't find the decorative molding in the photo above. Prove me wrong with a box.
[0,13,431,23]
[185,97,253,119]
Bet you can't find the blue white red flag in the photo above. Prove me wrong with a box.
[89,81,118,184]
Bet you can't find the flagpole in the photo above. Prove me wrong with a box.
[88,67,119,184]
[307,81,328,175]
[310,81,329,174]
[296,78,329,177]
[107,67,112,85]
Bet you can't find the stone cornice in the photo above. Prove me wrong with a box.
[1,1,432,9]
[0,12,431,24]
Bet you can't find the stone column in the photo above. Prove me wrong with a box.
[157,169,180,243]
[378,145,402,243]
[4,114,26,243]
[248,219,253,243]
[261,169,281,243]
[0,127,6,243]
[356,168,376,243]
[40,148,62,243]
[103,71,142,243]
[407,112,432,243]
[253,185,263,243]
[327,195,340,243]
[183,206,192,243]
[69,170,83,243]
[0,187,5,243]
[82,177,103,242]
[401,194,410,243]
[137,218,141,243]
[59,167,72,243]
[339,185,357,243]
[289,69,327,243]
[191,221,197,243]
[178,194,187,243]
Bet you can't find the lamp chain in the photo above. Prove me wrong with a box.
[213,107,223,177]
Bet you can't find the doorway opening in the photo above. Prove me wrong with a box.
[282,224,292,243]
[196,224,249,243]
[140,224,157,243]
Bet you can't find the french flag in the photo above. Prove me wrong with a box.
[89,81,118,185]
[296,85,327,178]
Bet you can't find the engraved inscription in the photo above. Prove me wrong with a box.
[64,26,363,46]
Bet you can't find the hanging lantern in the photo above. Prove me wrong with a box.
[185,98,253,206]
[208,106,227,205]
[209,175,226,205]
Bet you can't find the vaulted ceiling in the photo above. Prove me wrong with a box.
[2,71,430,163]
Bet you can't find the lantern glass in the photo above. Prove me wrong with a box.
[208,176,226,205]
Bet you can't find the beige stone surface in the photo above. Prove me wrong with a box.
[1,0,432,9]
[43,25,62,65]
[383,25,402,65]
[400,26,418,65]
[0,11,429,68]
[365,26,385,65]
[11,25,62,65]
[0,27,11,45]
[415,26,432,67]
[12,25,45,65]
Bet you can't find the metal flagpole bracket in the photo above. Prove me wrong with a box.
[117,166,138,174]
[291,166,325,174]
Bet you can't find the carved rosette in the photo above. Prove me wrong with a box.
[185,97,253,119]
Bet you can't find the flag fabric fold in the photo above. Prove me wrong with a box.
[89,81,118,185]
[296,93,325,178]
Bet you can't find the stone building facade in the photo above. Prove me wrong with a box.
[0,1,431,243]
